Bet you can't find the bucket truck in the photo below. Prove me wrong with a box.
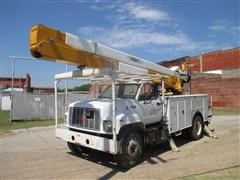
[30,24,213,169]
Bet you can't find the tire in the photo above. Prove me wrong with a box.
[67,142,90,154]
[116,132,143,169]
[67,142,82,154]
[188,115,204,140]
[81,146,91,154]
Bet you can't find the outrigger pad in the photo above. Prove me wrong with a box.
[169,138,180,152]
[204,125,218,139]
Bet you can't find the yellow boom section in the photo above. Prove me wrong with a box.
[30,24,189,94]
[30,24,110,68]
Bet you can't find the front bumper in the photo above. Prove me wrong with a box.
[56,128,116,154]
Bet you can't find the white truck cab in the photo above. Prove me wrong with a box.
[67,83,163,134]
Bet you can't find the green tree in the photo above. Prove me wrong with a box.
[72,84,90,92]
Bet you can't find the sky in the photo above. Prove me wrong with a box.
[0,0,239,87]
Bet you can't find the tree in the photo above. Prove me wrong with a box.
[72,84,90,92]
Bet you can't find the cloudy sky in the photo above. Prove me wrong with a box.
[1,0,239,87]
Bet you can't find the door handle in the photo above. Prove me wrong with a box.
[130,105,136,109]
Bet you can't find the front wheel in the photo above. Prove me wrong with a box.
[188,115,204,140]
[67,142,90,154]
[116,132,143,169]
[67,142,82,154]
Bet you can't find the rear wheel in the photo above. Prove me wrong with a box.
[188,115,204,140]
[116,132,143,169]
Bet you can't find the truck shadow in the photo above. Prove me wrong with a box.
[68,135,193,179]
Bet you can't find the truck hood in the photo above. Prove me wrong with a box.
[69,98,136,110]
[68,98,140,134]
[69,98,113,110]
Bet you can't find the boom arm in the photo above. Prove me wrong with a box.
[30,24,190,93]
[30,25,110,68]
[30,24,177,76]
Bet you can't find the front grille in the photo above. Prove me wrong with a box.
[69,107,100,131]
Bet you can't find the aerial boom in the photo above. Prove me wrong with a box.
[30,24,190,93]
[30,24,177,77]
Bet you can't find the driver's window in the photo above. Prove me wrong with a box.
[139,83,154,101]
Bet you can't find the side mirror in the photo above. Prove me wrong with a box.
[156,98,163,106]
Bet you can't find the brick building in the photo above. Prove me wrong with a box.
[160,48,240,72]
[160,47,240,110]
[0,73,54,94]
[0,75,28,89]
[0,73,32,92]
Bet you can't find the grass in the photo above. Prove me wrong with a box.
[213,109,240,116]
[181,166,240,180]
[0,110,63,136]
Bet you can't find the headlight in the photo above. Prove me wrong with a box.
[103,120,112,132]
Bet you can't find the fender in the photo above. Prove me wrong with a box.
[117,122,145,141]
[192,111,203,124]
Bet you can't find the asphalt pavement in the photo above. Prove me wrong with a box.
[1,115,239,179]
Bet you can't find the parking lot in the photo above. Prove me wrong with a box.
[1,115,239,179]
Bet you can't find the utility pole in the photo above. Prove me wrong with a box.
[200,52,203,73]
[10,57,16,123]
[9,56,38,123]
[65,65,68,111]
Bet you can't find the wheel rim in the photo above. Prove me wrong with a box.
[126,139,139,160]
[196,121,202,136]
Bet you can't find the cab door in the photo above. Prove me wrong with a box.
[136,83,162,125]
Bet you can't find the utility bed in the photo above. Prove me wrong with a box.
[166,94,211,133]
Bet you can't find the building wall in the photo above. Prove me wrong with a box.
[32,87,54,94]
[0,73,31,89]
[0,78,26,88]
[190,48,240,72]
[191,73,240,110]
[189,49,240,110]
[160,48,240,72]
[159,48,240,110]
[159,57,188,68]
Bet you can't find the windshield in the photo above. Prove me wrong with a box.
[98,84,139,99]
